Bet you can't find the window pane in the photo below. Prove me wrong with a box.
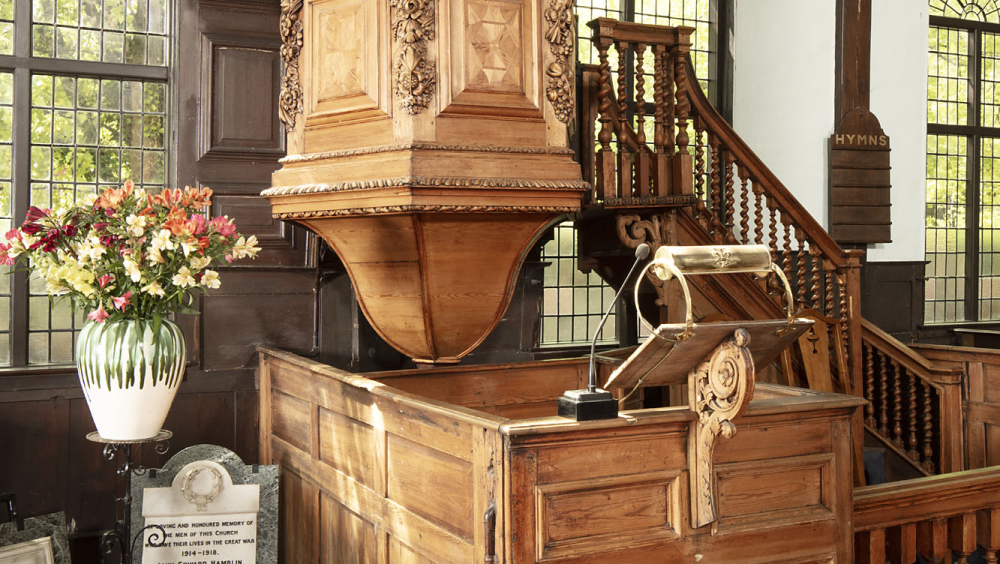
[0,73,10,366]
[31,0,167,65]
[925,133,968,323]
[27,74,168,364]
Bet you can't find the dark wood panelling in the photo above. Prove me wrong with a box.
[201,35,283,158]
[861,260,925,340]
[198,270,316,370]
[0,2,306,564]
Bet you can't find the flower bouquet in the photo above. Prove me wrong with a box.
[2,180,260,440]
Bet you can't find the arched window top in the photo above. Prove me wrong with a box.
[931,0,1000,23]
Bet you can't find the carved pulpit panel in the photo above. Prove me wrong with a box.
[306,0,389,122]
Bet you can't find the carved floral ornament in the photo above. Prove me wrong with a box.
[278,0,304,129]
[543,0,574,123]
[391,0,436,114]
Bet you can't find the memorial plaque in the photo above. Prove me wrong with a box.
[131,446,278,564]
[141,460,259,564]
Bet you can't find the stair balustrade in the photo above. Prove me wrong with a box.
[854,467,1000,563]
[581,18,971,483]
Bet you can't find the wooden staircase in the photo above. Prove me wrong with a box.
[574,17,1000,562]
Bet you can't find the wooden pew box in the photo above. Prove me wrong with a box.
[258,347,863,563]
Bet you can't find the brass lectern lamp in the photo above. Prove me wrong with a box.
[558,243,809,422]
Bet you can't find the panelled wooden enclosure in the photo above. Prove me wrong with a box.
[259,346,864,564]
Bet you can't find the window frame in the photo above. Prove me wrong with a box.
[926,14,1000,325]
[0,0,171,367]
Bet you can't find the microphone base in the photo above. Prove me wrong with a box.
[557,389,619,421]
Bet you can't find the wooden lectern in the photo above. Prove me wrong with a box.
[604,244,814,528]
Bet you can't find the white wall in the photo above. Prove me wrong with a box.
[868,1,928,262]
[732,0,928,262]
[733,0,836,229]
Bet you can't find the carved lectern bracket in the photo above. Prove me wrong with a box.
[689,328,754,529]
[391,0,436,114]
[278,0,304,129]
[544,0,574,123]
[616,213,678,307]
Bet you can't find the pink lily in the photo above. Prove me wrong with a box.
[97,274,115,289]
[0,243,13,266]
[112,291,132,311]
[87,304,109,323]
[5,229,20,242]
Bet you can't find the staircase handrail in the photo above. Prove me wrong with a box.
[861,320,963,385]
[680,56,846,268]
[854,466,1000,531]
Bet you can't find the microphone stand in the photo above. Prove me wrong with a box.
[558,244,650,421]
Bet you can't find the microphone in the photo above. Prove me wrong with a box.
[558,243,650,421]
[588,243,650,392]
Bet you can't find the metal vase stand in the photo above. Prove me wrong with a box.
[86,429,172,564]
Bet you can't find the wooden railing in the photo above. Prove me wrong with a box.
[582,18,975,484]
[861,321,965,476]
[585,17,865,405]
[853,467,1000,563]
[911,343,1000,470]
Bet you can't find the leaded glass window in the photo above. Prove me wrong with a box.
[925,1,1000,323]
[0,0,170,365]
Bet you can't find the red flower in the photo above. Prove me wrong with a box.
[111,291,132,311]
[87,304,109,323]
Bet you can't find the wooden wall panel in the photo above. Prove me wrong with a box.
[204,41,282,156]
[320,493,377,564]
[281,470,319,564]
[386,435,475,542]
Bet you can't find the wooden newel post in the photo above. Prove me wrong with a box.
[843,248,866,486]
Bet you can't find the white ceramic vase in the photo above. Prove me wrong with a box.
[76,318,186,441]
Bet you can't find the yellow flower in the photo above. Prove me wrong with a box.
[171,266,196,287]
[189,256,211,270]
[142,280,165,297]
[201,269,221,289]
[124,257,142,282]
[231,235,261,259]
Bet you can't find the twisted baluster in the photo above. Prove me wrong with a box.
[796,230,807,306]
[635,43,647,145]
[810,245,821,310]
[892,360,904,449]
[782,220,793,295]
[617,41,628,139]
[907,370,920,461]
[653,46,664,152]
[663,48,675,155]
[922,379,936,473]
[767,196,779,296]
[878,352,889,436]
[597,43,613,151]
[824,265,834,316]
[724,153,736,243]
[865,343,876,427]
[694,117,707,218]
[838,270,849,365]
[710,137,723,234]
[754,181,764,245]
[674,48,690,153]
[739,164,750,244]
